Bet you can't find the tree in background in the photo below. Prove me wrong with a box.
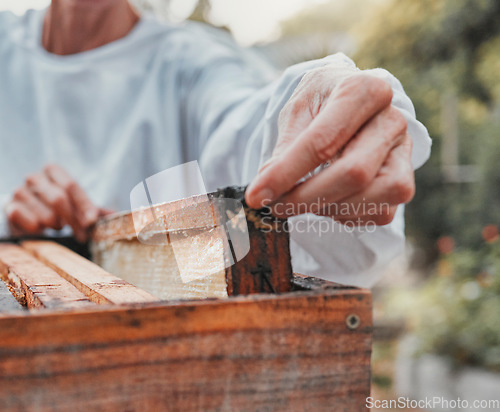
[353,0,500,265]
[276,0,500,265]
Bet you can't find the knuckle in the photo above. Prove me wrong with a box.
[13,187,28,201]
[24,223,41,234]
[310,135,337,163]
[43,164,59,175]
[337,75,393,106]
[364,76,393,104]
[344,164,370,189]
[64,180,78,193]
[391,176,415,204]
[50,191,66,208]
[387,107,408,135]
[337,75,361,95]
[41,212,57,227]
[5,204,39,232]
[308,123,344,163]
[25,173,41,186]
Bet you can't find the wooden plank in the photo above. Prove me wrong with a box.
[92,193,214,243]
[0,244,93,310]
[22,241,159,305]
[0,277,23,312]
[216,186,293,296]
[0,276,372,411]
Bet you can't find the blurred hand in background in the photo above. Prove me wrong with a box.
[5,165,111,242]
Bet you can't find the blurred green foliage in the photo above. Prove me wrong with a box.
[413,238,500,371]
[278,0,500,263]
[279,0,500,371]
[381,232,499,371]
[352,0,500,371]
[353,0,500,262]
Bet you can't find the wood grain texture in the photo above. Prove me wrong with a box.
[92,193,229,300]
[215,186,293,296]
[0,276,372,412]
[22,241,159,305]
[92,187,293,299]
[0,244,93,310]
[224,215,292,295]
[92,239,228,300]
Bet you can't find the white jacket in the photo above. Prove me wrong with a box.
[0,9,431,287]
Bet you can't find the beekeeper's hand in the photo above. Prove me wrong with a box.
[5,164,109,241]
[246,67,414,226]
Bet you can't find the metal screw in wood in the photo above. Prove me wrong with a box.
[346,314,361,330]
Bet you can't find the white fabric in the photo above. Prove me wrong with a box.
[0,9,431,287]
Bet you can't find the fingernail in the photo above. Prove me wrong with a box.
[250,187,274,208]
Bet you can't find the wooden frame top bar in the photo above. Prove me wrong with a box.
[93,193,214,243]
[0,244,93,310]
[22,241,159,305]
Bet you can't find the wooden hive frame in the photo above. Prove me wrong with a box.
[0,188,373,411]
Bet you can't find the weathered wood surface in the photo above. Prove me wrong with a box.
[0,244,93,310]
[0,276,372,412]
[224,215,292,295]
[0,277,23,312]
[215,186,293,296]
[92,187,293,299]
[92,193,214,243]
[22,241,159,305]
[93,238,229,300]
[92,193,229,300]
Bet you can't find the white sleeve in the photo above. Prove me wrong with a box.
[193,50,431,288]
[0,194,11,238]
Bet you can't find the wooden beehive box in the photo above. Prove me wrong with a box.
[0,189,372,411]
